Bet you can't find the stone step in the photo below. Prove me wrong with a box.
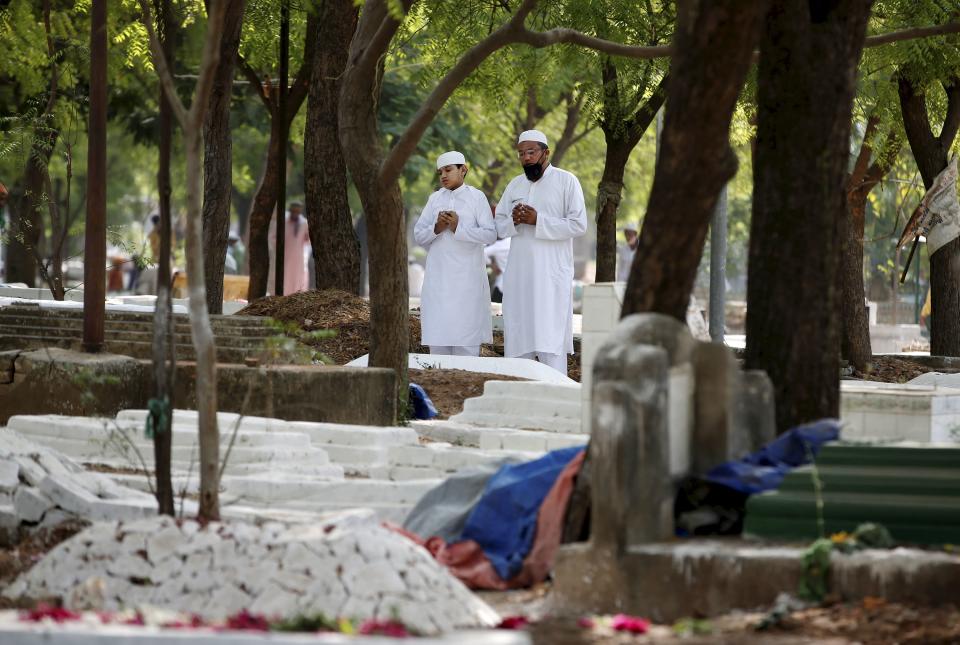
[0,308,274,335]
[0,334,259,363]
[119,411,423,449]
[451,409,582,434]
[0,323,268,349]
[218,474,440,506]
[8,415,315,450]
[17,434,331,470]
[0,314,275,338]
[451,380,583,434]
[477,429,587,452]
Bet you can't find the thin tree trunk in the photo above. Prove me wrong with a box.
[183,126,220,520]
[83,0,107,351]
[202,0,246,314]
[595,74,667,283]
[340,1,411,415]
[898,73,960,356]
[138,0,228,521]
[840,190,872,369]
[9,132,57,287]
[595,142,630,283]
[745,0,873,433]
[305,1,360,294]
[841,120,900,370]
[247,117,281,300]
[239,46,312,301]
[621,1,767,319]
[151,0,176,517]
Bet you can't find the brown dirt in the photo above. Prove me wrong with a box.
[483,585,959,644]
[0,520,89,609]
[410,368,527,419]
[852,356,938,383]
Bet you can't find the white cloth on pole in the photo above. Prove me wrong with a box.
[414,183,496,347]
[494,164,588,358]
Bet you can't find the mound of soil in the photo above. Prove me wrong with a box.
[238,290,429,365]
[853,356,935,384]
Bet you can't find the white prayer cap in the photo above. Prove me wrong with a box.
[517,130,548,146]
[436,151,466,169]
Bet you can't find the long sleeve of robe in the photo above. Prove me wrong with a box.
[494,165,588,358]
[415,184,495,347]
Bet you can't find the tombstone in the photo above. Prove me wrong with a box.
[552,312,776,616]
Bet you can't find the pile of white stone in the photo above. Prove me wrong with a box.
[3,514,499,635]
[0,430,159,543]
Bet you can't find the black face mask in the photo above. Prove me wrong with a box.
[522,151,546,181]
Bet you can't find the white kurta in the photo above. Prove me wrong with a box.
[495,165,588,357]
[414,184,496,347]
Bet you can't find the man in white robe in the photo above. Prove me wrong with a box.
[414,151,496,356]
[495,130,588,375]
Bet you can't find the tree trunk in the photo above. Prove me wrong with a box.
[621,1,767,319]
[9,132,57,288]
[898,73,960,356]
[840,123,900,371]
[594,140,630,282]
[201,0,246,314]
[305,0,360,294]
[594,73,666,283]
[184,126,220,521]
[339,1,410,415]
[246,117,282,300]
[83,0,107,351]
[151,0,176,517]
[839,188,872,370]
[745,0,872,433]
[41,170,65,300]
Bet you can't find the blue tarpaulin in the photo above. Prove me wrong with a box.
[409,383,438,420]
[459,445,585,580]
[703,419,841,495]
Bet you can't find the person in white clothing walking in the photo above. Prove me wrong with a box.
[414,151,497,356]
[494,130,588,375]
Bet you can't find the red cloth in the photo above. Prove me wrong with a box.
[387,449,586,590]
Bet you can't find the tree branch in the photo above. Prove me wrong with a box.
[864,21,960,48]
[42,0,58,116]
[626,74,669,144]
[236,53,274,113]
[515,27,672,59]
[848,113,881,191]
[186,0,229,131]
[379,0,540,185]
[898,71,938,165]
[939,77,960,150]
[864,130,902,190]
[138,0,189,127]
[354,1,414,83]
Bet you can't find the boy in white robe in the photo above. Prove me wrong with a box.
[414,151,497,356]
[494,130,588,375]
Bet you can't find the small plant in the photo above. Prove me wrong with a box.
[261,318,335,365]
